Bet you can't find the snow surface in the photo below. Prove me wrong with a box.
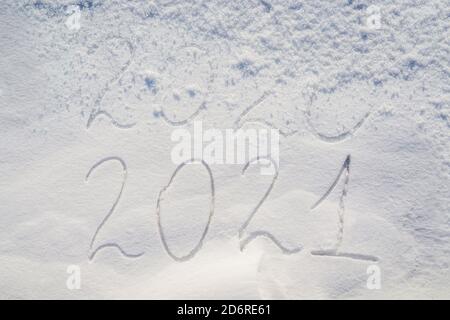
[0,0,449,299]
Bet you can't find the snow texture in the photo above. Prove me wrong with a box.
[0,0,449,299]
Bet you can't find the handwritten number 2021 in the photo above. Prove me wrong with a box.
[86,154,368,262]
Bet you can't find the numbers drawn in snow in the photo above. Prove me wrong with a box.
[310,155,378,262]
[85,156,144,261]
[156,159,215,262]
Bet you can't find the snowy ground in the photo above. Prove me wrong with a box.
[0,0,449,299]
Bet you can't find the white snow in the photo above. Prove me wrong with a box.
[0,0,449,299]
